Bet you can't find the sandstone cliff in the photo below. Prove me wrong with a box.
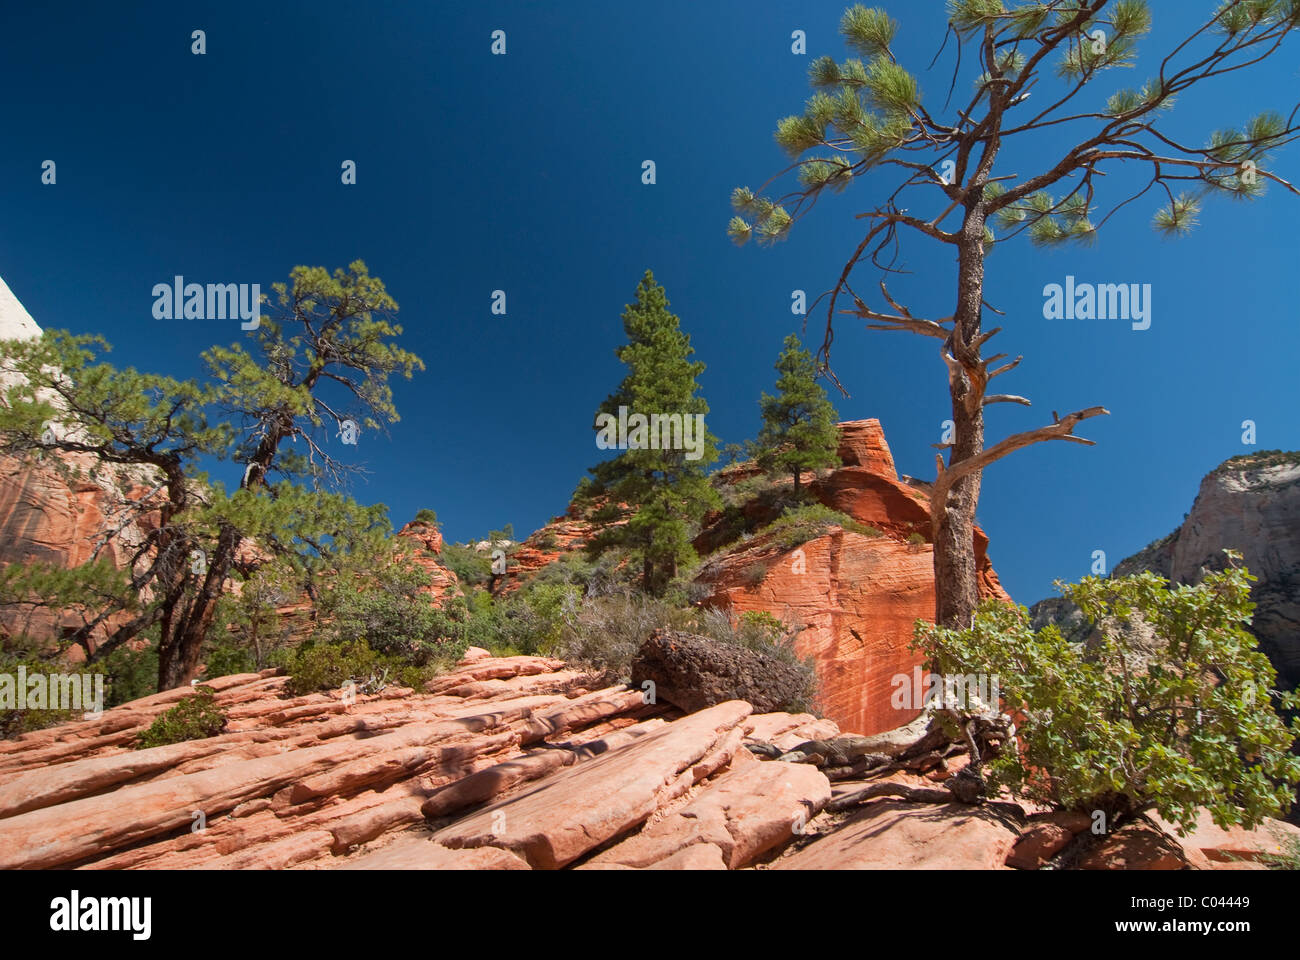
[696,420,1009,737]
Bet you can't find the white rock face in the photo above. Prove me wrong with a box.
[0,275,42,341]
[1172,458,1300,686]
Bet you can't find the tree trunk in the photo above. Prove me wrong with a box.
[933,200,989,629]
[157,521,239,689]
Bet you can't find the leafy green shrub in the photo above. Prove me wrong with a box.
[442,543,494,590]
[551,589,818,712]
[914,556,1300,835]
[0,649,100,738]
[135,685,226,749]
[101,642,161,708]
[202,639,257,680]
[413,508,440,525]
[907,532,927,545]
[319,559,468,669]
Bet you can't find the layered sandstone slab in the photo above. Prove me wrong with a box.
[433,701,753,869]
[776,799,1022,870]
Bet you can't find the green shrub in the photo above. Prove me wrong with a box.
[413,508,440,525]
[532,530,561,552]
[760,503,875,551]
[319,560,468,669]
[0,650,100,738]
[907,532,927,545]
[551,590,818,713]
[280,640,439,696]
[135,685,227,749]
[442,543,494,589]
[913,555,1300,835]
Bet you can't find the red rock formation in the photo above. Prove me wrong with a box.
[1,651,1289,870]
[0,450,164,654]
[395,520,460,603]
[698,420,1009,737]
[499,504,600,590]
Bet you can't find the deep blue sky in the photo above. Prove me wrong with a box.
[2,1,1297,604]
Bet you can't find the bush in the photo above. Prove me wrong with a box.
[532,530,561,552]
[913,556,1300,835]
[319,561,468,669]
[413,508,440,526]
[760,503,876,551]
[0,648,101,738]
[907,532,927,545]
[281,640,437,697]
[135,685,227,749]
[202,639,257,680]
[442,542,494,590]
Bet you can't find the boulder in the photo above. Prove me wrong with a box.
[630,629,810,715]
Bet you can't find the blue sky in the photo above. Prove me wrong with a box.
[2,0,1297,604]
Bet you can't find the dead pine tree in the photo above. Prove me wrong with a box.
[730,0,1300,628]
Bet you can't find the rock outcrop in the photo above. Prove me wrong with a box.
[395,519,460,603]
[696,420,1009,736]
[1032,450,1300,689]
[0,648,1290,870]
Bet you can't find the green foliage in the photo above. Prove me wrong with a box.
[760,503,879,551]
[413,508,440,526]
[317,542,468,669]
[442,542,494,589]
[755,335,841,493]
[0,261,424,691]
[1153,192,1202,237]
[532,530,561,551]
[585,271,719,595]
[135,686,227,749]
[913,557,1300,834]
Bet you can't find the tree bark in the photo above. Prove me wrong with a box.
[933,200,989,629]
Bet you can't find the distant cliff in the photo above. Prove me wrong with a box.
[1032,450,1300,690]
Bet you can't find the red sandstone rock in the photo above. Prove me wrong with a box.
[696,420,1009,737]
[1076,819,1190,870]
[433,701,753,869]
[343,836,531,870]
[1151,808,1300,866]
[583,759,830,869]
[777,800,1021,870]
[1006,822,1074,869]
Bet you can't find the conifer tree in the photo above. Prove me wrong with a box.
[756,333,841,496]
[0,262,421,688]
[584,270,719,595]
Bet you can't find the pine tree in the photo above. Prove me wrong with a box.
[756,333,840,496]
[731,1,1300,628]
[0,262,421,688]
[585,270,719,595]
